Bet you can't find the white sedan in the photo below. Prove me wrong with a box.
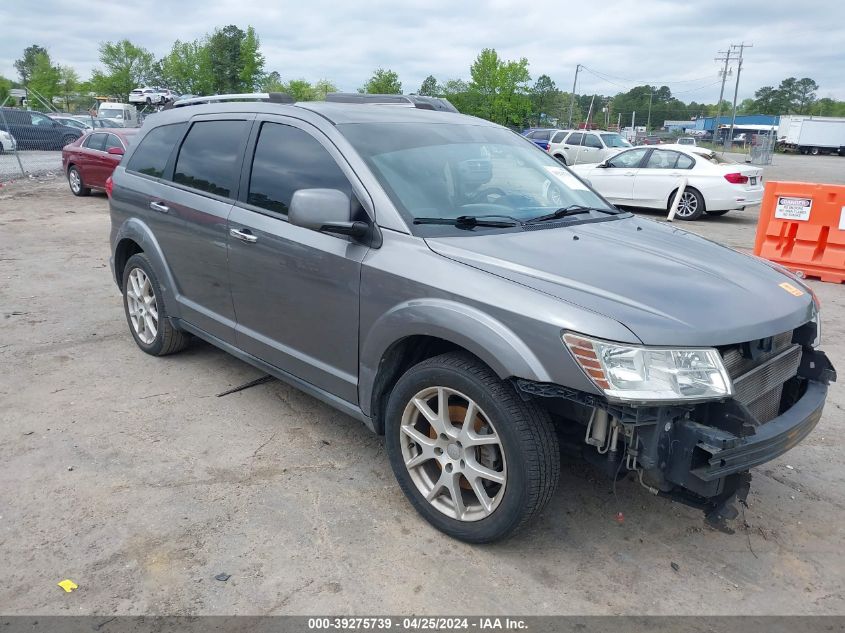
[570,144,763,220]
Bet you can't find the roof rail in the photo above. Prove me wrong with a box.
[172,92,294,108]
[325,93,458,113]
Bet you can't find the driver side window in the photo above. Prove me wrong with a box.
[606,148,648,168]
[30,112,53,126]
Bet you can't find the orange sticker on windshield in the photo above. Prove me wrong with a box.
[779,282,804,297]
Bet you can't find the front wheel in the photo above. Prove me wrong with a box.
[671,188,705,220]
[122,253,189,356]
[385,352,560,543]
[67,166,90,197]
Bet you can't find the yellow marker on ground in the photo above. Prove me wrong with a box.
[57,579,78,593]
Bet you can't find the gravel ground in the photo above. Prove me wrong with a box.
[0,151,64,182]
[0,154,844,616]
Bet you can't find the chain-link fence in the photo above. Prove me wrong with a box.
[750,129,776,166]
[0,88,150,184]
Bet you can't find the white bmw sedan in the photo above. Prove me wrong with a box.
[570,144,763,220]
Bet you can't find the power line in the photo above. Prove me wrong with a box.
[579,66,723,97]
[580,65,717,87]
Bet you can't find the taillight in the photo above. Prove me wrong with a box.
[105,176,113,197]
[544,143,550,151]
[724,172,748,184]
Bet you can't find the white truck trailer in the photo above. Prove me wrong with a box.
[778,115,845,155]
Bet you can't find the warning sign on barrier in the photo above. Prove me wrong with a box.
[775,196,813,221]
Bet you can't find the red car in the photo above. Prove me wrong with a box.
[62,128,138,196]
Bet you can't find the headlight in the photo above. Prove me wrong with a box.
[563,333,733,403]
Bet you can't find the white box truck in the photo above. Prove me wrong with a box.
[778,115,845,155]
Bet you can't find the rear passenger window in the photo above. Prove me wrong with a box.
[126,123,187,178]
[584,134,602,149]
[566,133,584,145]
[84,134,106,151]
[247,123,352,215]
[676,154,695,169]
[173,121,248,197]
[105,134,123,151]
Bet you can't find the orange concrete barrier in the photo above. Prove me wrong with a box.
[753,181,845,284]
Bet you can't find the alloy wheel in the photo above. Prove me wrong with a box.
[126,268,159,345]
[68,169,81,194]
[676,191,699,218]
[399,386,507,522]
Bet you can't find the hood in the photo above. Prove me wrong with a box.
[425,216,814,347]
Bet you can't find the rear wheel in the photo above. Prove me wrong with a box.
[554,154,568,166]
[671,188,705,220]
[810,147,820,156]
[385,352,560,543]
[67,166,90,197]
[122,253,189,356]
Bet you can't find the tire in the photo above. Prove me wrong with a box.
[554,154,568,166]
[122,253,189,356]
[146,97,152,105]
[810,147,820,156]
[67,166,90,197]
[670,187,705,220]
[706,209,730,216]
[385,352,560,543]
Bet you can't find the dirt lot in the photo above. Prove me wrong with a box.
[1,154,844,615]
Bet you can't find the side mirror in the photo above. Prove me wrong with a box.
[107,146,124,156]
[289,188,368,239]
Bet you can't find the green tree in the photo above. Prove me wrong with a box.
[751,86,779,114]
[28,52,61,106]
[794,77,818,114]
[160,39,213,95]
[0,76,12,105]
[313,79,338,99]
[91,40,155,100]
[14,45,48,84]
[530,74,558,126]
[418,75,438,96]
[815,97,845,117]
[281,79,316,101]
[239,26,265,91]
[261,71,283,92]
[58,65,79,111]
[207,25,246,93]
[361,68,402,94]
[466,49,532,126]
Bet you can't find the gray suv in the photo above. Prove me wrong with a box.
[109,94,835,543]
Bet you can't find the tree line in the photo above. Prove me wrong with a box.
[3,32,844,128]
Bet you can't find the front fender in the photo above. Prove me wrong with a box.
[358,298,553,418]
[112,217,181,319]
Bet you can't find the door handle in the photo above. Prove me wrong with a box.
[230,228,258,243]
[149,201,169,213]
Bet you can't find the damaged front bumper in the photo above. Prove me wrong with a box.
[517,347,836,530]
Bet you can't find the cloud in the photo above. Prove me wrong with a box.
[2,0,843,100]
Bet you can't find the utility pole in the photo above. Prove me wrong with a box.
[713,48,734,147]
[646,88,654,131]
[568,64,580,128]
[726,42,752,150]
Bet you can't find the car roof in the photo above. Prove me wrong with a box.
[153,100,497,127]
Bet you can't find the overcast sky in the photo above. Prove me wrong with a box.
[3,0,844,102]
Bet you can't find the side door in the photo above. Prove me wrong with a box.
[572,132,604,164]
[227,118,372,404]
[28,111,59,149]
[97,133,126,187]
[80,132,107,184]
[588,148,649,205]
[123,117,251,341]
[632,149,690,208]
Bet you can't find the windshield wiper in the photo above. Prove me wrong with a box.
[413,214,523,228]
[525,204,619,225]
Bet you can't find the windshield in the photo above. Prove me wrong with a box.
[338,122,615,232]
[600,133,631,148]
[99,109,123,119]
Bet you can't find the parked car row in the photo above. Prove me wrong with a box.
[522,128,633,165]
[128,87,178,106]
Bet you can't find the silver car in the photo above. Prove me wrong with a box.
[109,94,835,542]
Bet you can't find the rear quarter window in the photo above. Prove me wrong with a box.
[126,123,187,178]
